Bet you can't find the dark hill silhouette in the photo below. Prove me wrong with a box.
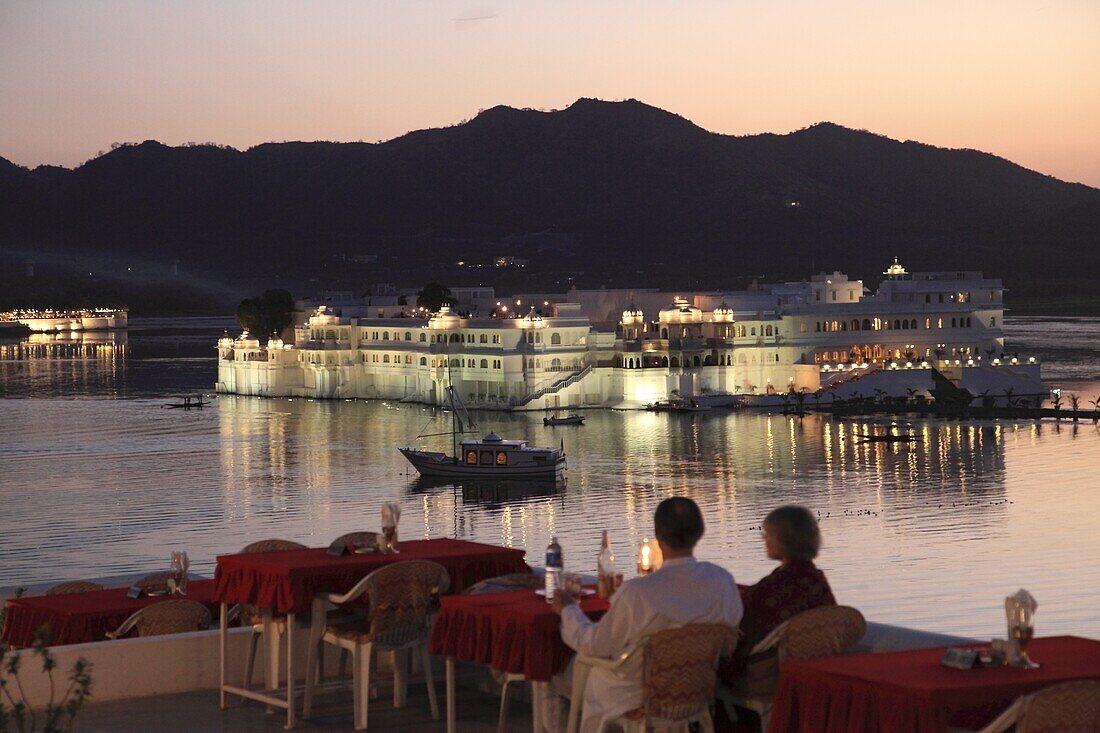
[1,98,1097,292]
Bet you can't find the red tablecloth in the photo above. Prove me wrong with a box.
[429,587,610,682]
[768,635,1100,733]
[213,538,529,615]
[1,579,218,648]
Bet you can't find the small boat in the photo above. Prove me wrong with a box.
[162,396,210,409]
[544,414,585,426]
[646,399,712,413]
[854,431,921,443]
[399,387,566,478]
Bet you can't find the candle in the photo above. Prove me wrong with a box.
[638,538,653,575]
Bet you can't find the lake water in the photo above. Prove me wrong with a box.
[1,316,1098,639]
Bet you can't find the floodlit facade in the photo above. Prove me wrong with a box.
[217,261,1041,409]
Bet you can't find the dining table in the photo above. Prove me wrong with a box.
[430,586,611,733]
[212,537,530,729]
[767,635,1100,733]
[1,579,218,648]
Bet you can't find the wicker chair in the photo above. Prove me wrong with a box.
[230,539,308,690]
[462,572,542,733]
[566,623,737,733]
[105,599,211,639]
[975,679,1100,733]
[46,581,104,595]
[303,560,450,730]
[332,532,381,552]
[720,605,866,732]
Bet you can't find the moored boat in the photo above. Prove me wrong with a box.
[646,398,712,413]
[399,386,567,477]
[543,413,585,426]
[400,434,566,477]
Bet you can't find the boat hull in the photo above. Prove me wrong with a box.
[399,448,566,478]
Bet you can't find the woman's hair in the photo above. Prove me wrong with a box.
[654,496,705,550]
[765,505,821,561]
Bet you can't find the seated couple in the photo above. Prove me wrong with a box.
[550,498,835,733]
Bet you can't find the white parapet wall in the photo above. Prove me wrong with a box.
[3,619,976,710]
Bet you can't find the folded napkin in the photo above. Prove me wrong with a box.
[381,501,402,528]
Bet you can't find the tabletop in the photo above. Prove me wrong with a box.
[768,635,1100,733]
[214,538,530,614]
[430,587,611,681]
[2,579,217,647]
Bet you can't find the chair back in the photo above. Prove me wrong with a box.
[331,532,380,550]
[640,624,736,721]
[777,605,866,666]
[463,573,541,595]
[239,538,307,554]
[1016,680,1100,733]
[46,581,104,596]
[135,600,212,637]
[363,560,449,646]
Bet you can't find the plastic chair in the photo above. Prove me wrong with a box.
[566,623,736,733]
[45,581,104,595]
[230,539,308,690]
[463,572,542,733]
[976,679,1100,733]
[105,599,211,639]
[303,560,450,730]
[720,605,866,732]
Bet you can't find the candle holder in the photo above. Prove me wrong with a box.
[636,538,662,576]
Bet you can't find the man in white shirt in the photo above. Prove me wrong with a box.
[552,497,743,733]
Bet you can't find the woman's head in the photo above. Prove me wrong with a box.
[763,505,821,562]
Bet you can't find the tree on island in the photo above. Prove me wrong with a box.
[235,289,295,338]
[416,283,453,312]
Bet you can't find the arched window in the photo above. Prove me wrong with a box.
[661,356,669,367]
[480,334,487,343]
[661,328,669,339]
[951,318,957,328]
[551,358,562,370]
[852,320,860,331]
[420,333,426,342]
[862,319,871,331]
[765,326,773,336]
[704,354,715,365]
[404,332,411,341]
[480,359,488,368]
[382,332,389,341]
[751,327,757,336]
[405,354,412,364]
[551,333,561,345]
[450,358,459,367]
[671,357,680,367]
[383,354,390,363]
[693,355,701,367]
[775,354,780,362]
[419,357,427,366]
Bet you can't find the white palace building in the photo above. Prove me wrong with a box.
[216,261,1044,409]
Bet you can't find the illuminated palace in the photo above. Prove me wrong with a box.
[216,261,1043,409]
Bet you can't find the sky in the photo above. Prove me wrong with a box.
[1,0,1098,186]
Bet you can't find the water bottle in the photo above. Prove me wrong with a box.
[545,536,563,603]
[597,530,616,599]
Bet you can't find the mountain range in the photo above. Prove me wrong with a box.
[2,98,1098,307]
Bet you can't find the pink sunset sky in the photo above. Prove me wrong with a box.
[1,0,1098,186]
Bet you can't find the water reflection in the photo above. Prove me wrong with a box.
[1,317,1098,639]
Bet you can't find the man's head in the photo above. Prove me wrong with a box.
[653,496,705,555]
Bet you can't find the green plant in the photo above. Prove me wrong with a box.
[235,289,295,338]
[1068,394,1080,421]
[1,627,92,733]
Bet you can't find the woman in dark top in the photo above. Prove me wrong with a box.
[725,505,836,677]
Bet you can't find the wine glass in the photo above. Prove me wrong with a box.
[1007,607,1039,668]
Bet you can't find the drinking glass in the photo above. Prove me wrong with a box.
[1007,607,1039,668]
